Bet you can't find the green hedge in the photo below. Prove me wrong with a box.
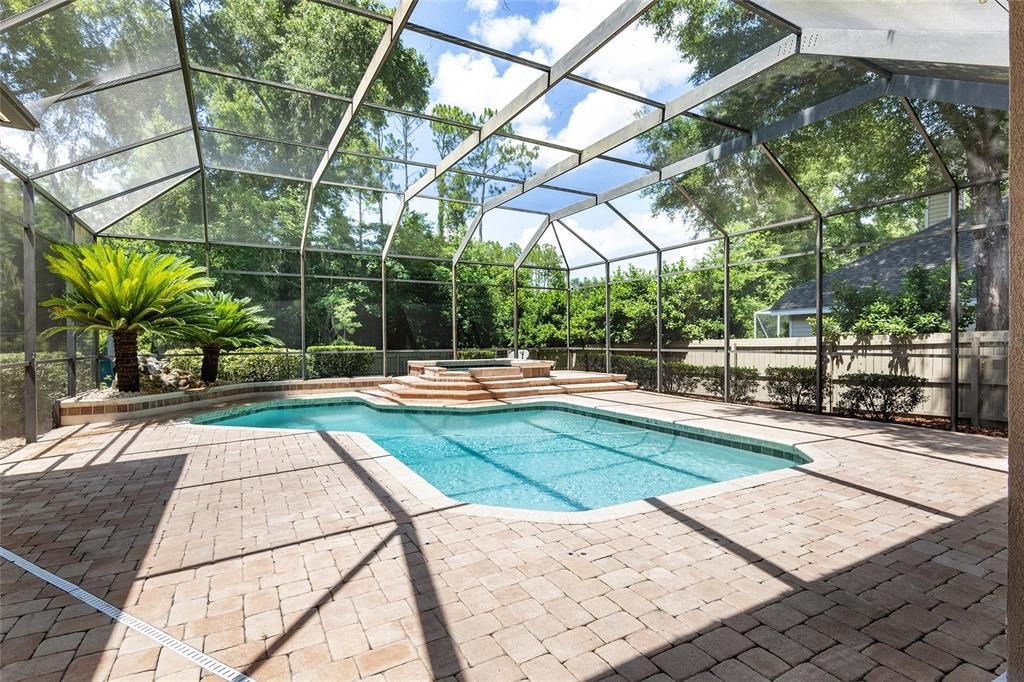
[837,372,926,422]
[571,350,757,400]
[165,347,300,383]
[307,345,377,378]
[457,348,507,360]
[765,366,829,412]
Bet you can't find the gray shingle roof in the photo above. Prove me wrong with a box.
[769,221,975,313]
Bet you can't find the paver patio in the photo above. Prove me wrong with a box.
[0,390,1008,681]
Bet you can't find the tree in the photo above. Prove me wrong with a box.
[178,291,282,384]
[40,242,213,392]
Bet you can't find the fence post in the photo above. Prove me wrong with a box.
[971,335,981,426]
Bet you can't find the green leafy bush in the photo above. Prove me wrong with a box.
[765,366,828,412]
[307,345,377,378]
[610,354,658,390]
[571,350,607,373]
[662,362,706,395]
[457,348,504,360]
[165,347,299,383]
[837,372,926,421]
[699,366,759,403]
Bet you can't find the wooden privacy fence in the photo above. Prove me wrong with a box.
[602,330,1009,425]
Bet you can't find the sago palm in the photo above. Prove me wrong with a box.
[41,242,213,392]
[180,291,282,384]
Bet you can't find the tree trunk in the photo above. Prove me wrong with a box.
[201,344,221,384]
[971,180,1010,331]
[112,330,140,393]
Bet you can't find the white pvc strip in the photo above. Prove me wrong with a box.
[0,545,254,682]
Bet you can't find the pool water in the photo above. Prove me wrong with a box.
[201,403,802,512]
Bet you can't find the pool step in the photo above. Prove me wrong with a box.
[377,383,494,401]
[395,375,482,391]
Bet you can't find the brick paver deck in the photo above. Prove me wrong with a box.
[0,391,1008,681]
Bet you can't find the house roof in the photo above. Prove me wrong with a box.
[768,219,975,313]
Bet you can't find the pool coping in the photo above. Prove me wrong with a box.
[184,394,840,524]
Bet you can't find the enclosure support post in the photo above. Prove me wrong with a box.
[64,212,76,398]
[299,251,307,380]
[605,262,611,373]
[512,267,520,356]
[451,265,458,360]
[565,269,571,370]
[815,215,824,415]
[23,181,37,444]
[656,249,663,393]
[723,236,731,403]
[949,188,960,431]
[381,259,388,376]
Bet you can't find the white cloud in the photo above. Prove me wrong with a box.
[550,90,636,149]
[574,23,694,97]
[470,14,533,51]
[431,51,543,117]
[467,0,498,13]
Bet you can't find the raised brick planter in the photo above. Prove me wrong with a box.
[57,376,389,425]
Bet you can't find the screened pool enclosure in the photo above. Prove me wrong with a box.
[0,0,1011,442]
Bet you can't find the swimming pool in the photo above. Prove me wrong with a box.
[196,401,806,512]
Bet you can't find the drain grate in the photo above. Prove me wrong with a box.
[0,545,255,682]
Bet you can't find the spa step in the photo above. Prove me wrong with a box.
[468,366,524,380]
[486,385,571,399]
[557,381,637,393]
[394,375,482,391]
[552,372,628,384]
[377,383,493,401]
[474,377,557,389]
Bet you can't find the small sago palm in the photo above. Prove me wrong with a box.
[183,291,282,384]
[41,242,213,392]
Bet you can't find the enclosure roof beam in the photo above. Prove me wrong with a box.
[403,0,660,203]
[545,78,892,228]
[28,126,193,180]
[514,215,554,269]
[667,181,729,239]
[188,64,655,171]
[800,27,1008,71]
[758,143,821,216]
[379,200,408,260]
[891,74,1008,109]
[68,165,199,214]
[300,0,419,253]
[92,170,199,235]
[0,155,93,232]
[554,220,607,263]
[451,214,484,266]
[0,0,75,33]
[898,97,956,188]
[605,201,660,250]
[480,34,799,214]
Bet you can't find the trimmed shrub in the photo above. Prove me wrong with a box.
[662,361,706,396]
[307,344,376,378]
[571,350,607,373]
[700,365,759,403]
[610,354,658,390]
[166,347,300,383]
[765,366,829,412]
[837,372,926,422]
[457,348,505,360]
